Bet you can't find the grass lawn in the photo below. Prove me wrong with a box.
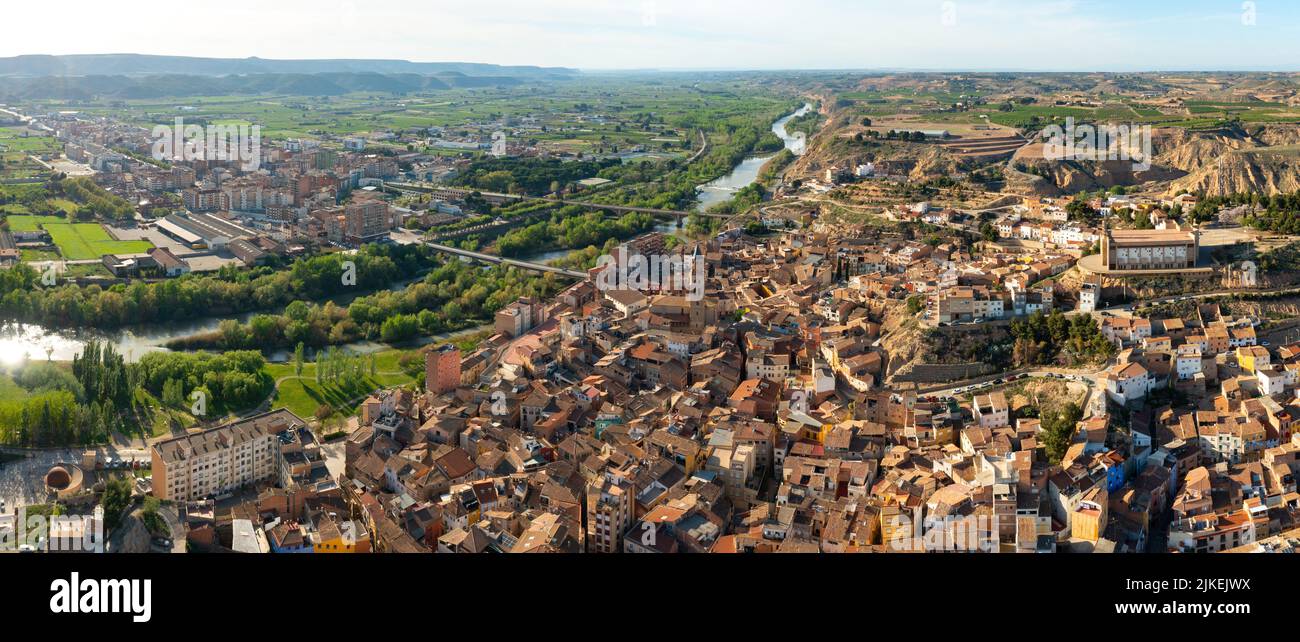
[0,372,29,402]
[46,223,152,260]
[5,214,65,231]
[134,389,197,439]
[61,263,112,278]
[46,198,79,215]
[20,248,59,261]
[272,373,416,420]
[265,348,420,420]
[6,215,153,259]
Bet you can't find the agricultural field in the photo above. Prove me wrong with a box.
[835,82,1300,133]
[0,126,58,181]
[28,78,791,158]
[0,126,60,154]
[4,215,153,260]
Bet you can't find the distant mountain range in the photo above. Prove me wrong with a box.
[0,54,579,99]
[0,54,578,78]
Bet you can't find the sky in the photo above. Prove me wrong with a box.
[4,0,1300,71]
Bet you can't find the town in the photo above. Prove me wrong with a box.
[6,51,1300,559]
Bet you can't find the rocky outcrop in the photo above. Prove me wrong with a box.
[1168,149,1300,197]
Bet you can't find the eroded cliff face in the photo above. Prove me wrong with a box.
[789,105,1300,199]
[1006,124,1300,197]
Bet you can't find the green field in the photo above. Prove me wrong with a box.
[19,248,59,261]
[265,349,418,421]
[0,127,56,181]
[0,373,28,402]
[5,214,65,231]
[27,80,785,158]
[5,215,153,260]
[0,127,60,153]
[45,198,79,215]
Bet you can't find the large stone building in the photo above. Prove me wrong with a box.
[1101,227,1199,272]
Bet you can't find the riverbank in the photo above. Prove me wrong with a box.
[694,102,813,212]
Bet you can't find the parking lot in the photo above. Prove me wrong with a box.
[0,447,149,514]
[0,449,78,512]
[105,224,182,251]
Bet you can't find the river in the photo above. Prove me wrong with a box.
[7,104,812,365]
[516,102,811,265]
[1,273,431,365]
[694,102,813,212]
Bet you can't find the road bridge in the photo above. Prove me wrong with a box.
[420,240,588,279]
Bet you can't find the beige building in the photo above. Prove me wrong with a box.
[151,409,306,501]
[494,297,543,338]
[343,199,392,243]
[586,469,635,553]
[1102,227,1199,271]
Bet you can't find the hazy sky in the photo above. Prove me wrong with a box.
[5,0,1300,71]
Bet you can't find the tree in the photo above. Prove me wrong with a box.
[1040,403,1084,464]
[100,476,134,530]
[380,314,420,343]
[1133,209,1154,230]
[294,342,306,377]
[141,495,166,535]
[1066,198,1097,223]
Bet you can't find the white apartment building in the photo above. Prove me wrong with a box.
[1103,362,1152,404]
[973,391,1009,429]
[1175,346,1203,381]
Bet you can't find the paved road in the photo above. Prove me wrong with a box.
[918,368,1099,399]
[1097,285,1300,320]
